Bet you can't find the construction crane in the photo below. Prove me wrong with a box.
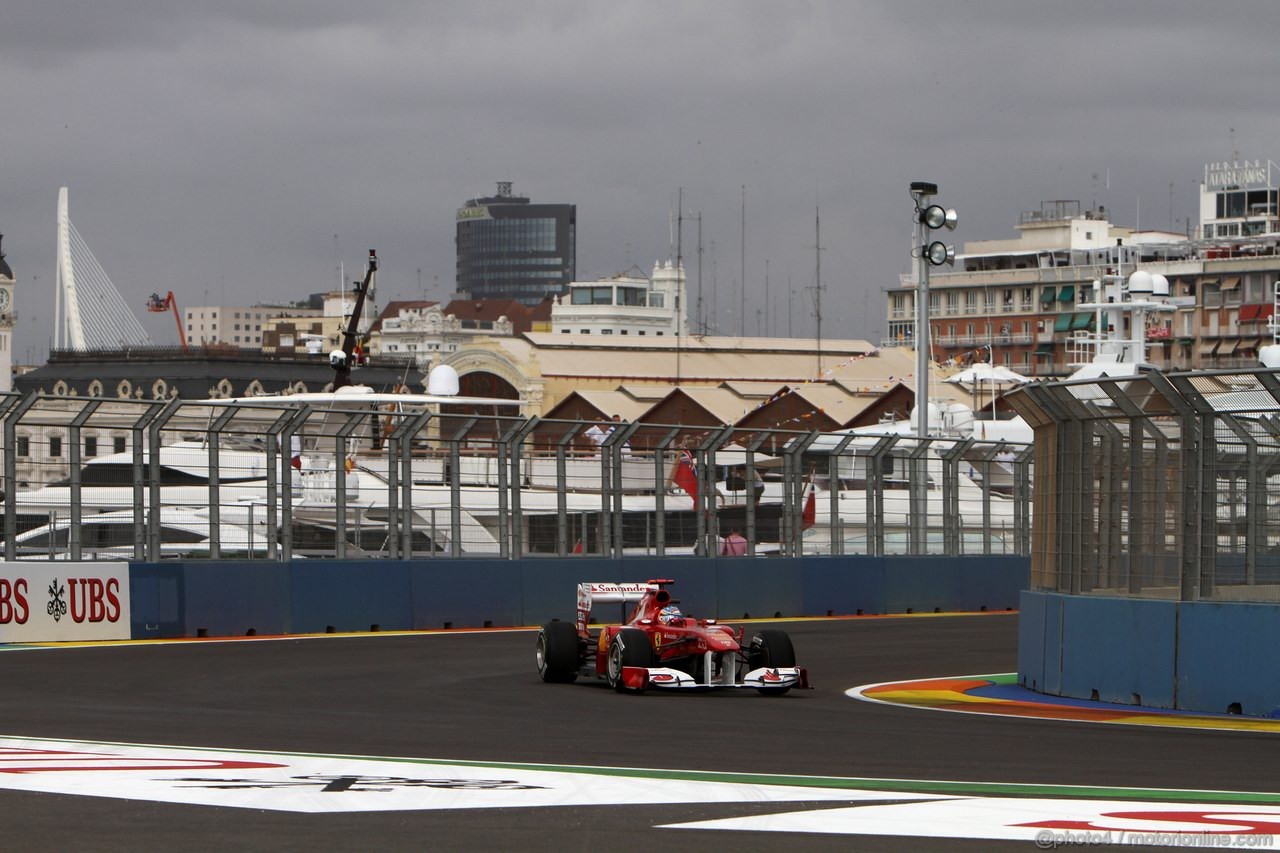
[332,250,378,390]
[146,291,188,354]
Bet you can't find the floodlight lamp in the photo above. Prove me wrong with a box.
[921,205,948,229]
[942,208,959,230]
[926,241,955,266]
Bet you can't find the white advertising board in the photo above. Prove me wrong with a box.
[0,562,131,642]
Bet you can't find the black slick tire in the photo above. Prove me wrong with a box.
[607,628,655,693]
[537,621,580,683]
[749,628,796,695]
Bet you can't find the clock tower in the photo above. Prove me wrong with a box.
[0,235,13,393]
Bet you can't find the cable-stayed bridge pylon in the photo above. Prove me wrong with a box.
[55,187,151,350]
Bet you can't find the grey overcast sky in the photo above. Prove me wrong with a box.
[3,1,1279,363]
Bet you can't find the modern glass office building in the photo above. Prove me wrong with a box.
[455,182,576,305]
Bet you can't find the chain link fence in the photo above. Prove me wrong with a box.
[0,392,1031,562]
[1006,367,1280,603]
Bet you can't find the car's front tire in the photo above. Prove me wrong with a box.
[537,621,580,683]
[749,628,796,695]
[607,628,654,693]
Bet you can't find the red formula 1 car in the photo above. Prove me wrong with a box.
[535,579,808,694]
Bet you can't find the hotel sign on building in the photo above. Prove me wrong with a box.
[1204,159,1275,190]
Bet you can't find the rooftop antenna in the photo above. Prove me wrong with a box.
[668,198,674,255]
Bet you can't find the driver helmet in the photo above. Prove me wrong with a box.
[658,605,682,625]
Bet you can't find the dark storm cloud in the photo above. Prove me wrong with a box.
[2,1,1280,360]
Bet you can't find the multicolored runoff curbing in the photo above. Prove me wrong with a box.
[850,673,1280,733]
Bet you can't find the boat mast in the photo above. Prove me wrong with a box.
[676,188,683,386]
[696,213,704,336]
[740,185,746,337]
[815,207,824,373]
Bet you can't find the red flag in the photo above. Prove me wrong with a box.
[801,481,816,530]
[673,450,698,503]
[290,436,303,470]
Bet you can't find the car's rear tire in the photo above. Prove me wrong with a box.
[749,628,796,695]
[537,621,580,683]
[607,628,655,693]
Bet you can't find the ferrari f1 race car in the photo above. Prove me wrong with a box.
[536,579,808,694]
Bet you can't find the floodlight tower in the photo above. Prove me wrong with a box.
[909,182,958,439]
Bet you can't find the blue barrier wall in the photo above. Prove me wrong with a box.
[128,554,1029,640]
[1020,590,1280,716]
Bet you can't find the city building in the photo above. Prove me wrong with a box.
[11,348,417,489]
[886,158,1280,377]
[370,298,552,366]
[185,302,322,349]
[434,331,960,420]
[259,291,384,356]
[0,235,14,393]
[455,181,576,305]
[550,260,688,337]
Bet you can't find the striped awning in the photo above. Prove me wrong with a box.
[1221,276,1241,290]
[1198,341,1219,356]
[1218,339,1240,355]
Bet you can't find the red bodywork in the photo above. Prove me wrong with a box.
[586,579,742,679]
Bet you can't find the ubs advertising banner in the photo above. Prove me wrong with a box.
[0,563,131,642]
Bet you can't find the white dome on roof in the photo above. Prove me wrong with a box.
[1128,270,1153,294]
[427,364,460,396]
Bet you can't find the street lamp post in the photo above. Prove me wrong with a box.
[909,182,957,554]
[909,182,958,439]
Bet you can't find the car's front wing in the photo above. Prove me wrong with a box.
[620,665,809,691]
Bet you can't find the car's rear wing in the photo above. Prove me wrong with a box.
[575,580,673,633]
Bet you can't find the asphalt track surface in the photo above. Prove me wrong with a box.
[2,612,1276,852]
